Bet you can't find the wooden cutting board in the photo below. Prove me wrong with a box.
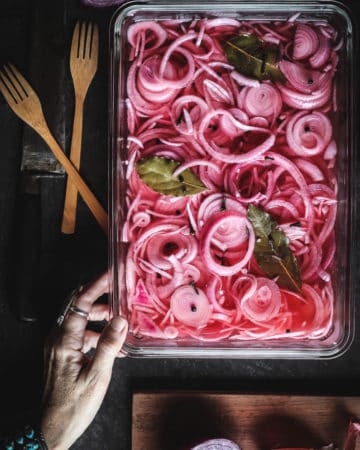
[132,392,360,450]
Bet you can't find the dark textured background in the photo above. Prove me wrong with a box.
[0,1,359,449]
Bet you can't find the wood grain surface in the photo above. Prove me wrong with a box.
[132,392,360,450]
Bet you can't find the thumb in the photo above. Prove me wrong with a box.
[89,317,128,376]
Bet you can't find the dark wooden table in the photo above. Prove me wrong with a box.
[0,1,359,449]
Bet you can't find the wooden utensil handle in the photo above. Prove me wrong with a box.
[61,96,84,234]
[41,127,108,236]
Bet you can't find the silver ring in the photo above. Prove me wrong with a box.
[57,287,81,326]
[68,305,89,320]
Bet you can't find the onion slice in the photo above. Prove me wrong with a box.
[241,277,282,322]
[200,211,255,276]
[293,23,319,60]
[170,285,211,327]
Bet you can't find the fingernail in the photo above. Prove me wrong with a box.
[117,349,127,358]
[111,316,127,332]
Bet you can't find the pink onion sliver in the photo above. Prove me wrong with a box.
[197,193,246,226]
[164,325,179,339]
[206,275,233,315]
[241,277,282,322]
[266,200,300,218]
[127,136,143,149]
[293,23,319,60]
[138,56,176,94]
[249,117,269,128]
[288,12,302,22]
[127,21,167,51]
[126,149,138,180]
[279,60,330,94]
[265,151,314,228]
[231,274,257,322]
[278,80,332,109]
[262,34,280,45]
[196,19,206,46]
[126,98,136,134]
[315,207,337,247]
[136,115,165,135]
[182,107,194,134]
[324,139,337,159]
[155,256,185,299]
[138,258,172,280]
[199,109,275,163]
[159,32,195,75]
[204,79,233,104]
[205,18,241,29]
[194,60,222,82]
[159,138,183,147]
[170,285,211,327]
[301,243,322,280]
[133,223,181,252]
[185,34,215,61]
[209,62,234,71]
[309,32,331,68]
[230,70,260,88]
[302,284,331,335]
[136,31,146,66]
[294,158,324,181]
[127,61,168,115]
[135,312,165,338]
[172,94,208,117]
[258,23,288,42]
[333,36,344,52]
[243,83,282,120]
[160,47,196,89]
[132,211,151,228]
[286,111,332,156]
[200,211,255,276]
[146,233,197,270]
[173,159,221,178]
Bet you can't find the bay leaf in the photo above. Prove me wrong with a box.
[135,156,207,197]
[247,204,302,293]
[224,34,286,83]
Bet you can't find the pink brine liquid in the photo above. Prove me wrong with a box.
[121,15,340,343]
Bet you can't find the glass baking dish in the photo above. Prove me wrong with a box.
[109,0,355,358]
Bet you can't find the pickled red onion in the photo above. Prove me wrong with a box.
[127,21,167,54]
[170,285,211,327]
[241,278,282,322]
[200,211,255,276]
[242,84,282,122]
[286,111,332,156]
[123,16,339,343]
[293,23,319,60]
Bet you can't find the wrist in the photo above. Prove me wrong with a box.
[40,427,67,450]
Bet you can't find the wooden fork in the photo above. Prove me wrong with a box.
[61,21,99,234]
[0,63,108,235]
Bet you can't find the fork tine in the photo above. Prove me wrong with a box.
[85,22,92,59]
[0,74,18,105]
[2,64,26,101]
[80,21,86,59]
[71,21,80,58]
[0,68,22,103]
[7,64,30,97]
[91,23,99,62]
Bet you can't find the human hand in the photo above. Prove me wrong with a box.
[41,272,128,450]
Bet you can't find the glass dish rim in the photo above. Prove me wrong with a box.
[108,0,356,359]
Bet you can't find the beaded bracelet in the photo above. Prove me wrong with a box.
[2,425,48,450]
